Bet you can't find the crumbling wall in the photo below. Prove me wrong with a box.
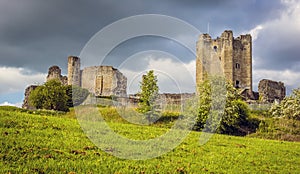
[46,65,68,85]
[158,93,195,105]
[126,93,195,108]
[22,85,38,109]
[81,66,127,97]
[258,79,286,103]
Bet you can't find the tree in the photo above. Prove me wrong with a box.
[65,85,90,107]
[194,76,255,136]
[29,79,69,111]
[270,88,300,120]
[137,70,159,122]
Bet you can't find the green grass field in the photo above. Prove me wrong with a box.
[1,106,300,173]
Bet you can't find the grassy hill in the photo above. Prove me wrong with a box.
[1,106,300,173]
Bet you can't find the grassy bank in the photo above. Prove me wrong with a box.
[1,106,300,173]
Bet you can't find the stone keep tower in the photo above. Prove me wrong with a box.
[68,56,81,86]
[196,30,252,92]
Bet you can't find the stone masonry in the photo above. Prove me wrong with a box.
[67,56,81,86]
[22,56,127,109]
[196,30,252,93]
[46,65,68,85]
[22,85,38,109]
[258,79,286,103]
[22,30,286,110]
[68,57,127,97]
[81,66,127,97]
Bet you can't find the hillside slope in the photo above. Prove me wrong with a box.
[1,107,300,173]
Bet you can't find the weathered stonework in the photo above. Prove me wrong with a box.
[67,56,81,86]
[22,29,286,109]
[196,30,252,93]
[22,85,38,109]
[258,79,286,103]
[46,65,68,85]
[127,93,195,107]
[81,66,127,97]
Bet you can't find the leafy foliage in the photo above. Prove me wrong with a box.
[29,79,69,111]
[194,77,257,136]
[65,85,90,107]
[137,70,160,122]
[269,88,300,120]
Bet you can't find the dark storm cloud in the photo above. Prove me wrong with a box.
[254,28,300,71]
[102,36,196,70]
[0,0,287,75]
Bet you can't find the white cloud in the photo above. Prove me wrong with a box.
[0,66,46,95]
[120,54,196,94]
[247,25,264,41]
[0,101,22,108]
[246,0,300,43]
[248,0,300,93]
[253,69,300,90]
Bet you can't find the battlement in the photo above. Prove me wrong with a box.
[199,33,212,40]
[236,34,252,42]
[221,30,233,40]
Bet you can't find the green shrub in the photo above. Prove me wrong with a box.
[194,76,259,136]
[29,79,69,112]
[269,88,300,120]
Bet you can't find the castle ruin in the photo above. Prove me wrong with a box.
[23,30,286,109]
[196,30,253,96]
[47,66,68,85]
[258,79,286,103]
[22,56,127,109]
[67,56,127,97]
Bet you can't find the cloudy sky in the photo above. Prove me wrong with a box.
[0,0,300,107]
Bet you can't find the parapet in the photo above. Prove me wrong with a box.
[198,33,212,41]
[68,56,80,62]
[221,30,233,40]
[236,34,252,42]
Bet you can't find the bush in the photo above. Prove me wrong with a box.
[269,88,300,120]
[29,79,69,112]
[194,76,258,136]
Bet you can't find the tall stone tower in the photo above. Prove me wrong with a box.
[196,30,252,92]
[68,56,81,86]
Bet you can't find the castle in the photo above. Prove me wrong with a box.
[23,30,286,109]
[196,30,252,94]
[67,56,127,97]
[23,57,127,109]
[196,30,285,102]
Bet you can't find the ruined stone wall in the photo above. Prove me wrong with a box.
[67,56,81,86]
[46,65,68,85]
[22,85,38,109]
[233,34,252,91]
[126,93,195,108]
[196,30,252,92]
[158,93,195,105]
[258,79,286,103]
[81,66,127,97]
